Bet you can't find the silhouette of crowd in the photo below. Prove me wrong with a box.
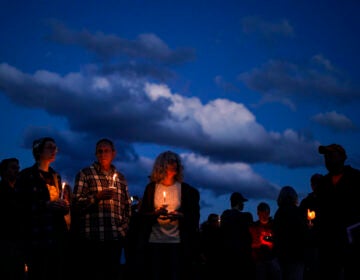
[1,139,360,280]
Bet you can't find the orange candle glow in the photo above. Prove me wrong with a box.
[307,209,316,225]
[163,191,166,204]
[60,182,65,199]
[110,174,117,189]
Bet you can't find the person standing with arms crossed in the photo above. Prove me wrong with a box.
[71,138,132,280]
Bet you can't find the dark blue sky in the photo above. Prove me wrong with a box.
[1,0,359,221]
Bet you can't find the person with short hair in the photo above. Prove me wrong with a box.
[316,144,360,280]
[220,192,254,279]
[250,202,281,280]
[199,213,222,279]
[299,173,323,280]
[71,138,132,280]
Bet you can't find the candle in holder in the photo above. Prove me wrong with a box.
[163,191,166,204]
[60,182,65,199]
[307,209,316,225]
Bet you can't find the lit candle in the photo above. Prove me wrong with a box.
[163,191,166,204]
[109,174,117,206]
[307,209,316,225]
[110,174,117,189]
[60,182,65,199]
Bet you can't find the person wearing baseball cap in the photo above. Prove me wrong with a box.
[318,143,346,156]
[318,144,347,176]
[220,192,254,279]
[230,191,248,204]
[316,143,360,279]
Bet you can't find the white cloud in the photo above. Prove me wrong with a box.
[92,77,111,92]
[312,111,356,132]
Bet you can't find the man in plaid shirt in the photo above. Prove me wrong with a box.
[71,138,132,280]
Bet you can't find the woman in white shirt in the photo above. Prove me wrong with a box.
[139,151,200,280]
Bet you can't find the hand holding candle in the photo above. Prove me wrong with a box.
[158,191,168,218]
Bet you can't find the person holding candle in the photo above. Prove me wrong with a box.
[15,137,70,280]
[249,202,281,280]
[138,150,200,280]
[299,173,323,227]
[71,138,132,280]
[299,173,323,280]
[316,144,360,280]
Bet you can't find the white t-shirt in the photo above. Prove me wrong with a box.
[149,182,182,243]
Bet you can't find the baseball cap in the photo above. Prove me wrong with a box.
[318,143,347,159]
[230,192,248,204]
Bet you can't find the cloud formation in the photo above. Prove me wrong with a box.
[1,13,358,210]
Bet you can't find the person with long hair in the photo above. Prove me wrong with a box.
[139,150,200,280]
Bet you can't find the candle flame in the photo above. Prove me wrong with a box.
[307,209,316,220]
[110,173,117,189]
[61,182,66,199]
